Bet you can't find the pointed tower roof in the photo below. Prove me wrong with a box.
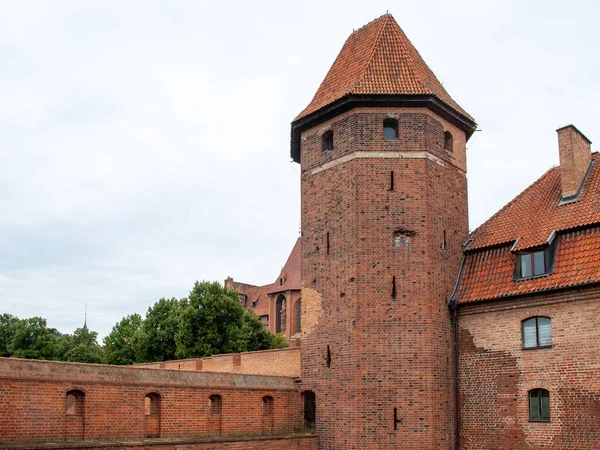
[291,14,476,162]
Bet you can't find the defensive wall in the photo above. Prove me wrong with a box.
[135,347,301,378]
[0,357,313,448]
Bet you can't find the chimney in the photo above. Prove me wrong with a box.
[556,125,592,200]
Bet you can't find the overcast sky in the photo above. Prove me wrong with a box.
[1,0,598,339]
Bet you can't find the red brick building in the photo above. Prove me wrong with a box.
[452,125,600,449]
[1,14,599,450]
[225,238,302,342]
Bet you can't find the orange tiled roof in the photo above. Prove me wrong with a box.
[295,14,472,122]
[456,226,600,303]
[456,153,600,303]
[268,238,301,294]
[467,153,600,252]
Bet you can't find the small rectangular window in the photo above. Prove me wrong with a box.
[517,246,554,280]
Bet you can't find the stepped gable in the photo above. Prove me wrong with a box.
[295,14,472,122]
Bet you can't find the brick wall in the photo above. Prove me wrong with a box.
[5,434,318,449]
[458,285,600,449]
[299,107,469,449]
[135,348,300,378]
[0,358,303,443]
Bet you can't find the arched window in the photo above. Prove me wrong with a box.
[208,394,223,436]
[529,389,550,421]
[322,130,334,152]
[522,317,551,348]
[65,390,85,440]
[383,119,398,140]
[303,391,316,430]
[296,300,302,334]
[444,131,454,152]
[144,393,161,438]
[262,396,274,434]
[276,295,286,333]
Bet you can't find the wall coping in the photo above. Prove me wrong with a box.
[0,357,297,391]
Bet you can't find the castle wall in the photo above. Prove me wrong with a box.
[8,434,318,449]
[299,108,469,449]
[0,357,303,444]
[135,348,301,378]
[458,285,600,449]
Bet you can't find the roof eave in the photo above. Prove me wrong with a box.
[290,94,477,163]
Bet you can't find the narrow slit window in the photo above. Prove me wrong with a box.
[322,130,334,152]
[392,276,396,299]
[390,171,394,191]
[326,232,330,254]
[444,131,454,152]
[383,119,398,140]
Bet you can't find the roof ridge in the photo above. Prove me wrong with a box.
[385,18,429,95]
[351,13,391,34]
[468,166,557,247]
[347,14,391,94]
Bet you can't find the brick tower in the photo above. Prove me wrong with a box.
[291,15,476,449]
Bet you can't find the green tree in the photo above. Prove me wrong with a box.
[103,314,143,365]
[138,297,180,362]
[174,281,288,359]
[0,313,19,357]
[62,327,104,364]
[8,317,59,360]
[241,309,287,351]
[175,281,248,358]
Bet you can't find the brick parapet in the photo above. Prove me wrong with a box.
[0,358,302,443]
[134,348,301,378]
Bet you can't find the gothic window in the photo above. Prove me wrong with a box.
[296,300,302,334]
[276,295,286,333]
[383,119,398,140]
[529,389,550,421]
[444,131,454,152]
[522,317,552,349]
[322,130,334,152]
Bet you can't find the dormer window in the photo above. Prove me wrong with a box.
[514,234,558,280]
[383,119,398,140]
[520,251,546,278]
[322,130,334,152]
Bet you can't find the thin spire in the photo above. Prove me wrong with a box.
[83,304,88,330]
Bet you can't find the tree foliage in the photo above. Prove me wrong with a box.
[2,279,287,364]
[103,314,143,365]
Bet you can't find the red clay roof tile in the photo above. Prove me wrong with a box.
[467,154,600,251]
[457,153,600,303]
[456,226,600,303]
[295,14,472,122]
